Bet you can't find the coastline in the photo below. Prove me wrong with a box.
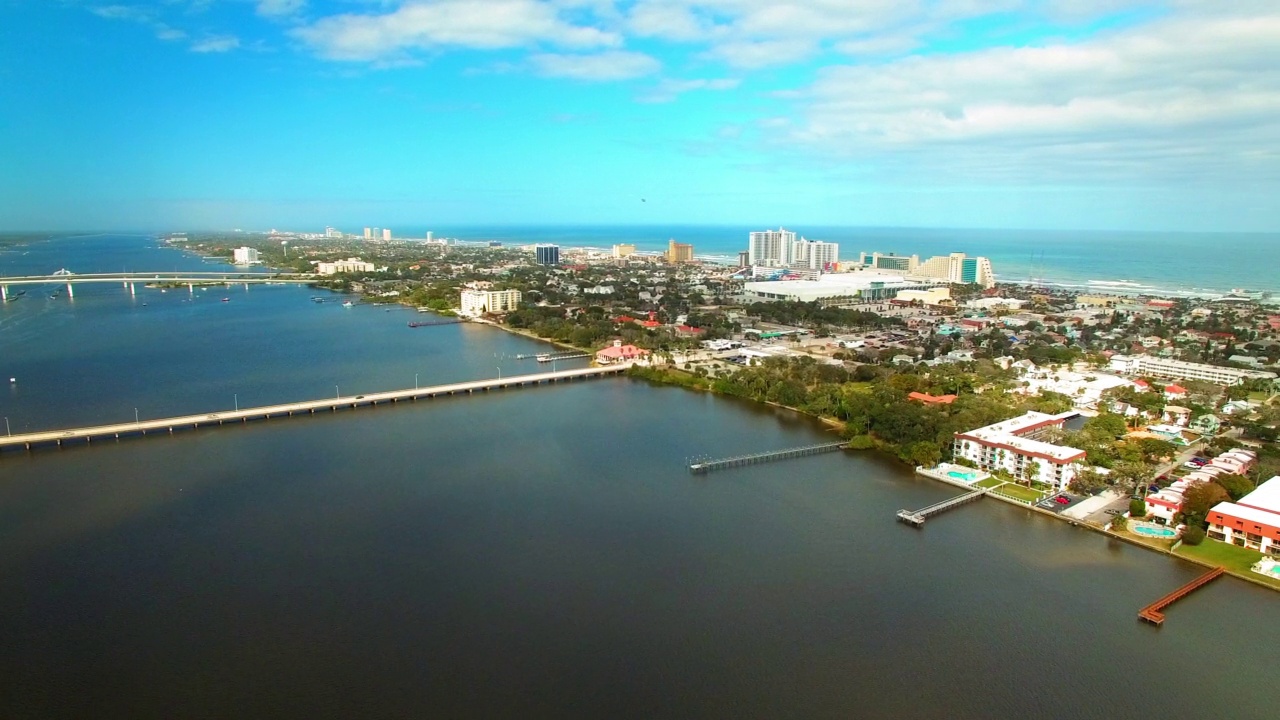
[633,365,1280,595]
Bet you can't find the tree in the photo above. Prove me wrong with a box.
[1129,499,1147,517]
[1111,514,1128,532]
[1215,473,1255,501]
[1179,481,1229,528]
[1069,468,1109,495]
[1181,525,1206,545]
[1083,413,1129,440]
[1109,461,1154,495]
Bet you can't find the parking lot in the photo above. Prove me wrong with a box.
[1036,492,1086,514]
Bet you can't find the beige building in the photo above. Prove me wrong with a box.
[612,244,636,258]
[666,240,694,264]
[315,257,374,275]
[894,287,952,305]
[460,289,521,316]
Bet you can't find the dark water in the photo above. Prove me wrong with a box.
[1,236,1276,719]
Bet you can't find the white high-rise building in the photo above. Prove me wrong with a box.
[791,238,840,270]
[382,228,392,241]
[232,247,260,265]
[748,228,796,266]
[748,228,838,271]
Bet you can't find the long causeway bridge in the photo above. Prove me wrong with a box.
[1,270,318,300]
[0,365,630,454]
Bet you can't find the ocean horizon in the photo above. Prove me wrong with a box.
[397,224,1280,298]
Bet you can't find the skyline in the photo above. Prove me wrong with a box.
[2,1,1279,232]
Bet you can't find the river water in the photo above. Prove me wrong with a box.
[0,236,1275,719]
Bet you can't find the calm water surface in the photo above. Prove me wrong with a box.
[0,236,1275,719]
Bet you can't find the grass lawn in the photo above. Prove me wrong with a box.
[1176,541,1280,589]
[993,484,1044,502]
[844,381,874,393]
[975,477,1006,489]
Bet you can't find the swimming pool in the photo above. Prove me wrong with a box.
[948,470,978,481]
[1133,524,1178,538]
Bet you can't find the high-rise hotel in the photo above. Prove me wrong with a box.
[747,228,839,270]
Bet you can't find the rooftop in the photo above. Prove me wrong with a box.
[1238,476,1280,514]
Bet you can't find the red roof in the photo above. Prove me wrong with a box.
[1134,379,1149,387]
[641,320,661,328]
[596,344,650,360]
[1165,384,1187,394]
[675,325,705,334]
[908,392,957,405]
[614,315,637,323]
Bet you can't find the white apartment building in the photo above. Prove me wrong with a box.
[460,289,521,316]
[952,411,1086,490]
[1108,355,1276,386]
[381,229,392,241]
[748,228,796,266]
[748,228,839,270]
[315,257,375,275]
[790,238,840,270]
[232,246,260,265]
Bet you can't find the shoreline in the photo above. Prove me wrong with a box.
[635,366,1280,596]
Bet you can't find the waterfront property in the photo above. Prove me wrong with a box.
[460,288,522,316]
[595,340,650,365]
[742,271,944,304]
[1207,476,1280,555]
[952,412,1086,490]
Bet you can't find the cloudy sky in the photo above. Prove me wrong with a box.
[2,0,1278,231]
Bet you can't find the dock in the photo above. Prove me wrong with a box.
[1138,566,1224,626]
[897,489,987,527]
[688,442,846,474]
[0,364,631,455]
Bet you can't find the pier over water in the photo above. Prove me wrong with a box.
[0,365,630,454]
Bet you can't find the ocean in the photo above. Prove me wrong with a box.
[403,225,1280,298]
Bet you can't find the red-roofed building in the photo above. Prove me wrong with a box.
[1147,299,1176,309]
[1164,384,1188,400]
[675,325,705,335]
[595,340,650,365]
[614,315,637,324]
[641,320,661,328]
[908,392,957,405]
[1133,379,1150,392]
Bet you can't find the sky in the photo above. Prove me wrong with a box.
[1,0,1279,232]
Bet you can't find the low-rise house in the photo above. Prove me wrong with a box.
[595,340,650,365]
[908,392,957,405]
[1162,406,1192,427]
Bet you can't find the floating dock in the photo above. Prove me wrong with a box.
[897,489,987,527]
[1138,566,1224,626]
[688,442,846,474]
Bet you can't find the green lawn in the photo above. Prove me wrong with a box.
[975,477,1006,489]
[992,484,1044,502]
[1176,541,1280,589]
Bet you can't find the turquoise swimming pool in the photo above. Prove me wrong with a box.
[1133,524,1177,538]
[948,470,978,481]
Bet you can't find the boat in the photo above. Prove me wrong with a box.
[221,297,230,302]
[342,301,354,307]
[536,354,551,362]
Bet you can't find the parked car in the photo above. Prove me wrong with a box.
[1054,496,1070,505]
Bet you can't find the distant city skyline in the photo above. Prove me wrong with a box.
[2,1,1279,232]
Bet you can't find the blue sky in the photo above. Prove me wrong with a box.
[2,0,1278,232]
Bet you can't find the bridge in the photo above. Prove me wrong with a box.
[0,270,319,300]
[0,364,630,455]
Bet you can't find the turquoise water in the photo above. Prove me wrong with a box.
[1134,525,1178,538]
[948,470,978,481]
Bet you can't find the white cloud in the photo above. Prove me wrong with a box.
[530,50,660,80]
[257,0,307,19]
[704,37,814,68]
[191,35,241,53]
[155,25,187,41]
[784,11,1280,183]
[639,76,740,102]
[292,0,621,62]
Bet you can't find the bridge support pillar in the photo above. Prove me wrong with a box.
[188,283,194,293]
[66,283,73,299]
[129,283,136,296]
[1,285,6,302]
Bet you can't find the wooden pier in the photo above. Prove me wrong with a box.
[1138,566,1224,626]
[897,489,987,527]
[688,442,846,474]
